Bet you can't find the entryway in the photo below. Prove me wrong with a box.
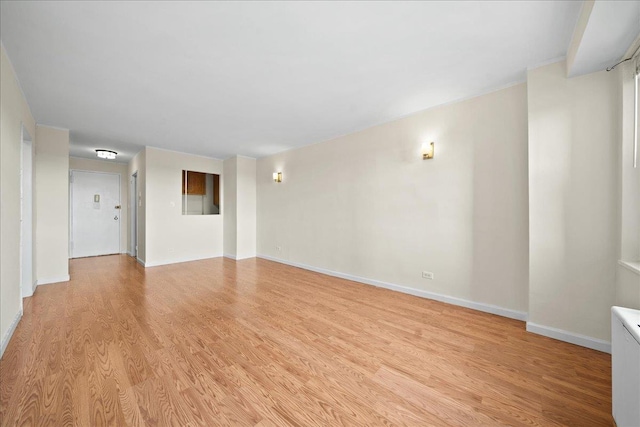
[70,170,121,258]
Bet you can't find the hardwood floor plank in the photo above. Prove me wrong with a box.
[1,255,613,426]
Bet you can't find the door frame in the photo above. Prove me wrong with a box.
[69,169,121,258]
[130,172,137,258]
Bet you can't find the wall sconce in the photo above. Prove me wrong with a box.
[273,172,283,183]
[422,142,435,160]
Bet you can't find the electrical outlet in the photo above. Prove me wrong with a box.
[422,271,434,280]
[275,246,282,252]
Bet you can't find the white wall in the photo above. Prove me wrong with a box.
[0,44,36,356]
[35,125,70,284]
[128,149,146,262]
[69,157,129,254]
[257,83,529,316]
[144,147,223,267]
[236,157,257,260]
[21,136,34,298]
[223,157,237,257]
[527,61,619,343]
[224,156,256,260]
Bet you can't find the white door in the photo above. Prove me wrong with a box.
[71,171,120,258]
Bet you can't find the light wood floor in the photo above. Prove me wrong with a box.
[1,255,612,426]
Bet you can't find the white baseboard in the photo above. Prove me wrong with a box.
[136,257,145,267]
[224,253,256,261]
[32,280,37,294]
[144,254,220,268]
[257,254,528,322]
[37,275,70,286]
[526,322,611,354]
[1,308,23,359]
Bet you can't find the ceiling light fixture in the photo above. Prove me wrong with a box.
[96,149,117,160]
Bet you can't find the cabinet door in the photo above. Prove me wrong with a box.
[612,316,640,427]
[213,174,220,206]
[182,171,206,195]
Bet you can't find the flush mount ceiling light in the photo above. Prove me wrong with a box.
[96,149,117,160]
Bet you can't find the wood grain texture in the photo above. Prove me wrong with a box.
[1,255,613,426]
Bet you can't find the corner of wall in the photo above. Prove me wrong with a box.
[35,126,70,282]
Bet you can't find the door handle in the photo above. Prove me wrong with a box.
[114,215,119,220]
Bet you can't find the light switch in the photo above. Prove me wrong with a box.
[94,194,100,203]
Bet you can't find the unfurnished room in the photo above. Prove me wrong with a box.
[1,1,639,426]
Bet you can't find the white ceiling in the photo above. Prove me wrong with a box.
[1,1,583,162]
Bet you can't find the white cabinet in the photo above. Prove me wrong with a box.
[612,306,640,427]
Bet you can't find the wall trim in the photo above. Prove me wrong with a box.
[32,280,37,294]
[1,308,23,359]
[257,254,528,322]
[526,56,566,72]
[136,257,145,267]
[145,145,223,162]
[144,254,220,268]
[526,322,611,354]
[223,253,237,260]
[69,155,129,166]
[618,260,640,276]
[230,154,257,161]
[37,275,70,286]
[35,123,70,132]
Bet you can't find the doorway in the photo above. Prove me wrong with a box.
[20,125,33,299]
[70,170,121,258]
